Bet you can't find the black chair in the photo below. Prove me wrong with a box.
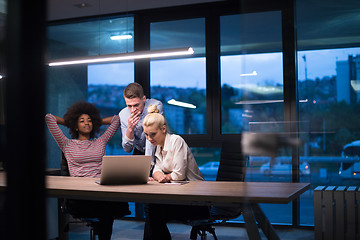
[58,153,100,240]
[189,140,247,240]
[190,140,281,240]
[59,153,130,240]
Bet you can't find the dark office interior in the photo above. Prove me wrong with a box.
[1,0,360,239]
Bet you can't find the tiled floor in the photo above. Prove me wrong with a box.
[68,218,315,240]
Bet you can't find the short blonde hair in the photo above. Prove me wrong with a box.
[143,105,167,130]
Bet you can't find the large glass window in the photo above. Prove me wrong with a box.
[297,0,360,226]
[46,16,134,166]
[220,12,293,224]
[88,62,134,155]
[220,12,283,134]
[297,48,360,225]
[150,18,206,134]
[192,147,221,181]
[221,53,284,134]
[47,15,136,217]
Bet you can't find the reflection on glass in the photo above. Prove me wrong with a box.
[47,16,134,60]
[150,58,206,134]
[298,47,360,225]
[150,18,205,55]
[150,18,206,135]
[191,147,221,181]
[220,11,290,224]
[220,53,284,134]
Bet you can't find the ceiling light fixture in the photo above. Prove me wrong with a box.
[73,2,92,8]
[110,34,133,40]
[168,99,196,109]
[235,99,308,105]
[240,71,257,77]
[48,47,194,66]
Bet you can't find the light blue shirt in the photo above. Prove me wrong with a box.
[119,98,164,156]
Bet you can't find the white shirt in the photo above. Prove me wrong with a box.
[153,133,204,181]
[119,98,164,156]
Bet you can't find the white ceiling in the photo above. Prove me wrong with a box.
[47,0,224,21]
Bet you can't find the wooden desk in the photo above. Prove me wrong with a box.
[0,172,310,240]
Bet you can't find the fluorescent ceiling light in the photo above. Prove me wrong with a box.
[168,99,196,109]
[235,99,308,105]
[110,34,133,40]
[48,47,194,67]
[235,100,283,105]
[240,71,257,77]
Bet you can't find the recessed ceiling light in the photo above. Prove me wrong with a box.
[73,2,92,8]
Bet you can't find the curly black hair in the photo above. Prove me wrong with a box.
[63,101,102,139]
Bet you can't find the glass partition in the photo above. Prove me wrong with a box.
[220,12,283,134]
[220,11,293,224]
[297,48,360,225]
[297,0,360,226]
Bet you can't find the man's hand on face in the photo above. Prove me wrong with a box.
[128,108,140,130]
[124,96,146,135]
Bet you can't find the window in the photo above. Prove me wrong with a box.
[220,12,283,134]
[297,0,360,225]
[150,18,206,134]
[297,47,360,225]
[220,12,294,224]
[88,62,134,155]
[192,147,221,181]
[220,53,284,134]
[47,15,136,217]
[46,16,134,167]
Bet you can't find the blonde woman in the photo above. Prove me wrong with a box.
[142,105,209,240]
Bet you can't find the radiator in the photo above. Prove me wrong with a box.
[314,186,360,240]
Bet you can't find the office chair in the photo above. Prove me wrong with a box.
[59,153,130,240]
[189,140,247,240]
[58,153,101,240]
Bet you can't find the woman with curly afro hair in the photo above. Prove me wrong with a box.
[45,101,129,240]
[63,101,102,140]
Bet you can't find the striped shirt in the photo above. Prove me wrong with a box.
[45,114,120,177]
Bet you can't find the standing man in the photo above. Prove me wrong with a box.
[119,83,164,156]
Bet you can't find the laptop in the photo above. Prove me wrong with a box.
[95,155,152,185]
